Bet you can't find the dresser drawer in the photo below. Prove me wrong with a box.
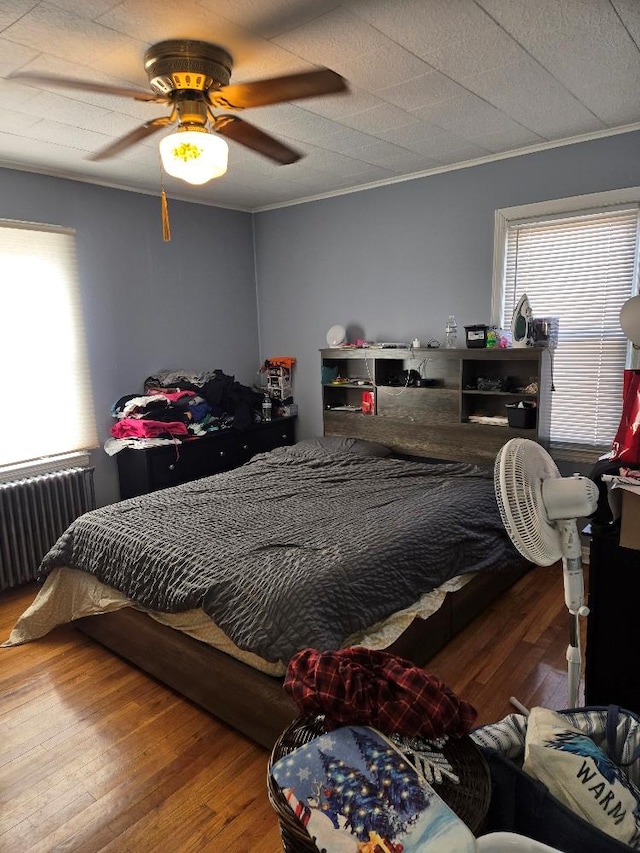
[149,433,239,489]
[236,419,296,462]
[117,417,296,499]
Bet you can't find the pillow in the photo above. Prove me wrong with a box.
[298,435,391,457]
[523,707,640,848]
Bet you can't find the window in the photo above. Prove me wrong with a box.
[492,191,640,452]
[0,220,98,472]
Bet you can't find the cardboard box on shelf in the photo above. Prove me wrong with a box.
[620,486,640,550]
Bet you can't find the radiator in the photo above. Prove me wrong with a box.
[0,467,95,591]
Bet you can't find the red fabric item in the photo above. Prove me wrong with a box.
[110,418,189,439]
[611,369,640,463]
[146,389,196,403]
[284,647,477,739]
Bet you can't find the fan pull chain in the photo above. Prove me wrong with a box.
[161,187,171,242]
[159,162,171,242]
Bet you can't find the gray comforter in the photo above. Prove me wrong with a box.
[39,444,524,662]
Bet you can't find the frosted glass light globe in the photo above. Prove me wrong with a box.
[159,130,228,185]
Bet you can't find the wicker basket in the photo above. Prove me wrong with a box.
[267,716,491,853]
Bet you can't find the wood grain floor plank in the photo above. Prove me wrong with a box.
[1,665,157,748]
[202,804,284,852]
[0,679,168,771]
[8,788,97,846]
[35,725,254,848]
[472,569,563,686]
[0,565,579,852]
[23,811,121,853]
[0,710,211,830]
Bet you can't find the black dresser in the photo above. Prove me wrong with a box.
[585,523,640,714]
[117,416,296,499]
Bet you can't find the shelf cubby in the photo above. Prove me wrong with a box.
[320,346,552,464]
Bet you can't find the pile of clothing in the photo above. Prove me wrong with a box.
[284,647,476,739]
[105,369,264,455]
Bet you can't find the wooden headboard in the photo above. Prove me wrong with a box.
[321,346,552,465]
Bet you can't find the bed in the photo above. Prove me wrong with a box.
[3,437,530,748]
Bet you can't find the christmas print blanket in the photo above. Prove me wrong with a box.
[271,725,475,852]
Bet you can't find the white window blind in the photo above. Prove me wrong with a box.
[501,206,639,449]
[0,220,98,468]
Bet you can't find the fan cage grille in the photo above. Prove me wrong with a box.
[494,439,562,566]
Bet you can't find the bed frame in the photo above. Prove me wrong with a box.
[75,562,528,749]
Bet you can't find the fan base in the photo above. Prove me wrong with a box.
[144,40,233,95]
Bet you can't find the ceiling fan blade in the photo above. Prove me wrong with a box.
[89,116,174,161]
[213,115,301,165]
[211,68,347,110]
[9,72,168,104]
[225,0,343,40]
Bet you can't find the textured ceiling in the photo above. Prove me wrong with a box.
[1,0,639,211]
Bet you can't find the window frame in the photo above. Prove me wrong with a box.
[491,187,640,458]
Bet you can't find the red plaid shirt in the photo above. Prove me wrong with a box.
[284,647,477,738]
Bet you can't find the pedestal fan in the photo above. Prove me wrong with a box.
[494,438,599,709]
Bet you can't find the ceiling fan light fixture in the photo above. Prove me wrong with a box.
[159,128,228,185]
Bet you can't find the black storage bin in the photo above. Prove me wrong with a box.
[465,324,491,347]
[474,705,640,853]
[506,402,537,429]
[482,750,631,853]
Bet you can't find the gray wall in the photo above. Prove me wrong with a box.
[0,168,257,506]
[4,129,639,507]
[254,130,640,444]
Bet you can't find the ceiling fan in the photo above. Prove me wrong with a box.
[12,39,348,183]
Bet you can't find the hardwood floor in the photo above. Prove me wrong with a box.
[0,564,582,852]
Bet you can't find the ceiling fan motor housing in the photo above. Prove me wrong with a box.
[144,40,233,95]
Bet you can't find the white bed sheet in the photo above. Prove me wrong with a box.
[2,566,472,676]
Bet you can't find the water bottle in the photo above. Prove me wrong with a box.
[262,393,272,422]
[445,315,458,348]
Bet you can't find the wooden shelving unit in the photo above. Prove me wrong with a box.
[320,346,552,464]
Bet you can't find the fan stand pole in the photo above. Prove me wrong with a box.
[567,611,582,709]
[560,525,590,709]
[509,527,588,716]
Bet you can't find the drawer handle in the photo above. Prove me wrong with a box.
[169,464,175,471]
[242,444,249,451]
[219,450,225,457]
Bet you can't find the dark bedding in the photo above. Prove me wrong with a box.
[39,444,525,663]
